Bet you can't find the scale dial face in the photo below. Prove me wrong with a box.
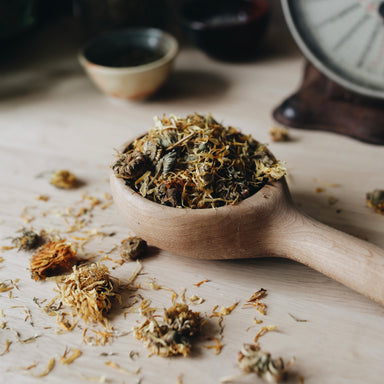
[282,0,384,98]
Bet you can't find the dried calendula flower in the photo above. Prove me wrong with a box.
[50,169,77,189]
[120,236,147,260]
[269,127,289,142]
[133,303,204,357]
[12,229,43,251]
[31,240,77,280]
[58,263,120,327]
[235,343,294,384]
[113,114,286,208]
[112,151,149,180]
[366,189,384,214]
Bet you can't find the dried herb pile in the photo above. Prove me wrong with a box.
[58,263,120,327]
[113,114,286,208]
[12,229,43,251]
[133,303,204,357]
[237,343,293,384]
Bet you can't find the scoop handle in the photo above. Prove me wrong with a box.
[273,208,384,306]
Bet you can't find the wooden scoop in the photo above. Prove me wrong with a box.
[111,160,384,306]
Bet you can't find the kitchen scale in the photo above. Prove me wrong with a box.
[273,0,384,144]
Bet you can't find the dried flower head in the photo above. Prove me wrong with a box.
[112,151,149,180]
[113,114,286,208]
[133,303,204,357]
[238,343,294,384]
[366,189,384,214]
[120,236,147,260]
[58,263,120,327]
[13,229,42,251]
[31,240,77,280]
[50,170,77,189]
[269,127,289,142]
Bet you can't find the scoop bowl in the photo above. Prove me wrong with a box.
[110,143,384,306]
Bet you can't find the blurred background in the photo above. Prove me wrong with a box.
[0,0,295,62]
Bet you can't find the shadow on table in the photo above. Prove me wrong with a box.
[150,69,231,103]
[0,66,84,102]
[290,190,364,236]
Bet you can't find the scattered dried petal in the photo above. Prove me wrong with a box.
[81,375,109,383]
[83,328,117,346]
[101,201,114,210]
[24,362,38,370]
[210,302,239,318]
[60,348,82,365]
[0,245,16,252]
[20,206,35,223]
[33,358,56,377]
[204,337,224,355]
[366,189,384,214]
[105,361,140,375]
[0,281,14,293]
[288,313,308,322]
[193,279,209,287]
[188,294,205,305]
[13,331,41,344]
[0,339,11,356]
[243,289,267,315]
[254,325,277,343]
[247,288,267,302]
[36,195,50,202]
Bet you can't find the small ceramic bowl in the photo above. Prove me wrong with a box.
[79,28,178,100]
[179,0,269,61]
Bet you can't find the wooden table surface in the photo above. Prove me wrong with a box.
[1,18,384,384]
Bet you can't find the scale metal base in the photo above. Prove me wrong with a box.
[273,62,384,145]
